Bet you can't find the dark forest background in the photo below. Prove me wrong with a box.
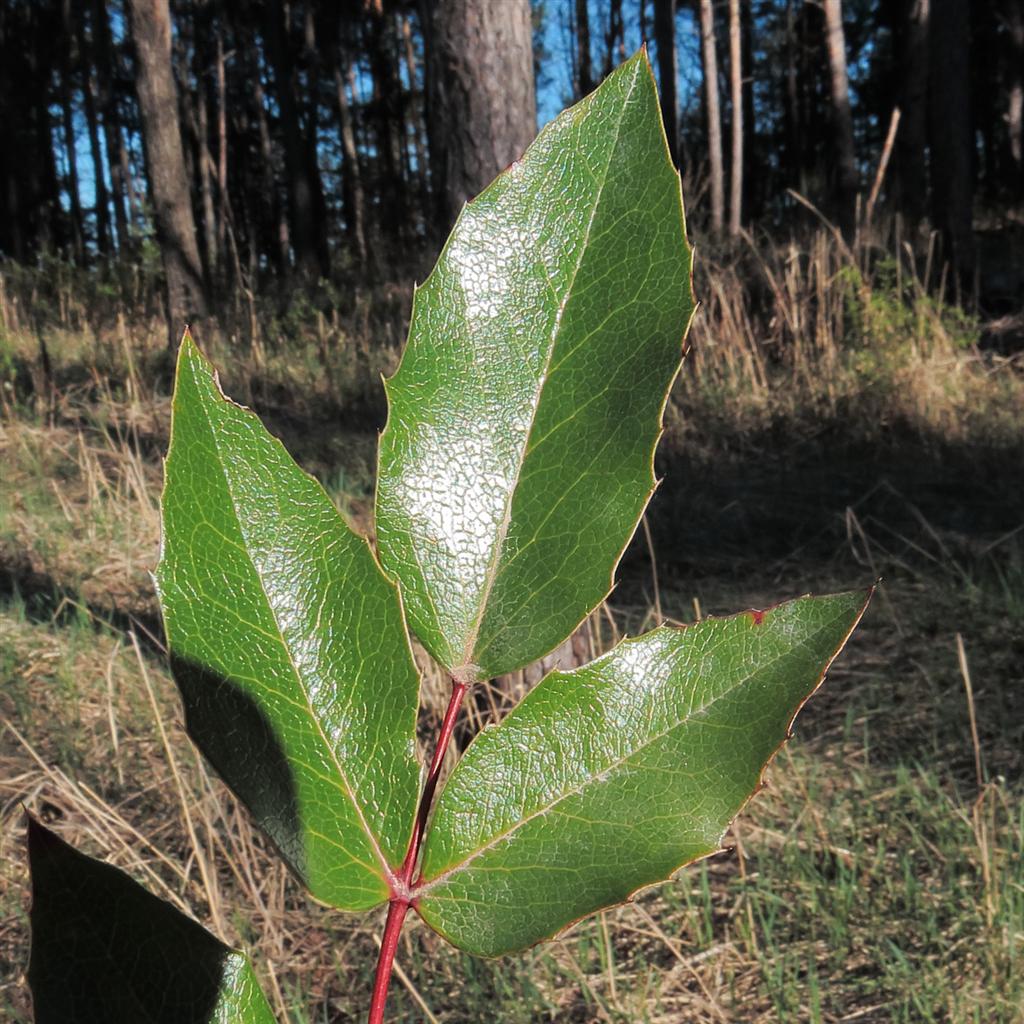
[1,0,1020,338]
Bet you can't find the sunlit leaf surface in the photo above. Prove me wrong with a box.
[376,50,694,682]
[417,592,869,956]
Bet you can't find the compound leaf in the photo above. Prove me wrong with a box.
[156,336,419,910]
[416,591,870,956]
[376,49,694,682]
[27,817,275,1024]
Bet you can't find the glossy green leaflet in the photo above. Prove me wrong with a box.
[26,50,869,1024]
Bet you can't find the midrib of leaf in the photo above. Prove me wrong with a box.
[193,367,396,884]
[419,609,854,894]
[455,61,641,677]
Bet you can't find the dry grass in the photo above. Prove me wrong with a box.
[1,227,1022,1021]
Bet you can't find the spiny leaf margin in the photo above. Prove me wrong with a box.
[376,49,695,683]
[156,333,421,911]
[415,589,871,956]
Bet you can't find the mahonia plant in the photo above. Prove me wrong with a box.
[27,51,869,1024]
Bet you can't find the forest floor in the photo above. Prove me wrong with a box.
[1,276,1023,1022]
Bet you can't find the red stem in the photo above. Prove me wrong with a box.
[366,678,469,1024]
[367,898,410,1024]
[401,679,467,882]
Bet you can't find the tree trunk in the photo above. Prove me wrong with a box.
[823,0,857,238]
[215,29,228,267]
[127,0,208,343]
[928,0,975,281]
[784,0,804,192]
[699,0,725,232]
[263,0,328,280]
[367,6,409,241]
[893,0,930,229]
[82,60,113,257]
[401,12,430,227]
[59,0,85,263]
[1006,0,1024,181]
[335,55,367,262]
[603,0,626,79]
[652,0,678,165]
[424,0,536,232]
[193,30,217,284]
[300,5,332,269]
[248,39,290,275]
[741,0,757,216]
[575,0,593,97]
[91,0,132,252]
[728,0,743,236]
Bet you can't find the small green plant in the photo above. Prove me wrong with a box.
[25,52,868,1023]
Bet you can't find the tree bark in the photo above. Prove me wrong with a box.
[335,53,367,262]
[127,0,208,343]
[893,0,930,229]
[653,0,678,165]
[741,0,757,216]
[263,0,329,280]
[82,57,113,257]
[91,0,132,252]
[247,38,290,275]
[603,0,626,78]
[575,0,593,97]
[401,12,430,225]
[59,0,85,263]
[823,0,857,238]
[1005,0,1024,180]
[424,0,536,233]
[699,0,725,232]
[366,6,408,240]
[193,24,218,284]
[215,28,228,266]
[928,0,975,280]
[728,0,743,236]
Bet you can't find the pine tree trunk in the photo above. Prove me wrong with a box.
[367,6,409,241]
[823,0,857,238]
[784,0,804,193]
[215,29,228,269]
[248,40,290,275]
[424,0,536,232]
[741,0,757,216]
[82,63,112,256]
[576,0,593,97]
[335,56,367,262]
[91,0,131,252]
[193,29,217,284]
[928,0,975,281]
[894,0,930,229]
[699,0,725,232]
[401,12,430,227]
[75,0,113,258]
[728,0,743,236]
[59,0,85,263]
[263,0,328,280]
[1006,0,1024,181]
[604,0,625,78]
[653,0,678,165]
[127,0,208,343]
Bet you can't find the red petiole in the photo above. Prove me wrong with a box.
[367,678,469,1024]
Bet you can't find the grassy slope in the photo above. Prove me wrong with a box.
[1,238,1023,1021]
